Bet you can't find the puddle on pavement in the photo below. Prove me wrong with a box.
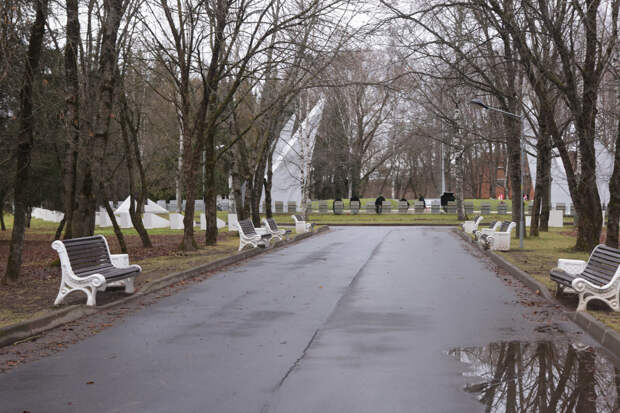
[449,341,620,412]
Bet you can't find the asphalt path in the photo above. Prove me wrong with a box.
[0,227,610,412]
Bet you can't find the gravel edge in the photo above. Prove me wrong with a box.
[0,226,330,348]
[454,228,620,358]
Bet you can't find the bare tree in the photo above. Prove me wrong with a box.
[4,0,49,283]
[479,0,620,250]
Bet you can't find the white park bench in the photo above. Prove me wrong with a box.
[480,221,516,251]
[237,219,272,251]
[52,235,141,306]
[475,220,500,242]
[550,244,620,311]
[263,217,291,241]
[462,215,483,235]
[292,214,313,233]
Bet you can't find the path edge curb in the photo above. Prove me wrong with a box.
[454,228,620,358]
[0,226,329,348]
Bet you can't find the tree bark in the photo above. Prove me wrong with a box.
[103,198,127,253]
[204,134,218,246]
[504,113,522,238]
[54,218,65,240]
[606,110,620,248]
[0,190,6,231]
[265,152,274,219]
[62,0,80,239]
[73,0,125,238]
[454,107,465,220]
[539,149,551,232]
[531,117,552,236]
[4,0,48,283]
[119,89,152,248]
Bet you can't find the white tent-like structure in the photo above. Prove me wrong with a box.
[528,140,614,208]
[261,99,325,208]
[114,197,169,214]
[113,196,170,229]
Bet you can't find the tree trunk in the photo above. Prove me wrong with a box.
[530,122,552,236]
[119,91,152,248]
[204,134,218,246]
[231,164,246,220]
[574,125,602,251]
[73,0,124,239]
[180,141,200,250]
[606,111,620,248]
[350,153,362,198]
[504,115,522,238]
[62,0,80,239]
[455,151,465,220]
[454,108,465,220]
[4,0,48,284]
[71,168,95,237]
[0,190,5,231]
[265,150,274,219]
[539,147,552,232]
[54,218,65,240]
[103,199,127,253]
[251,152,269,228]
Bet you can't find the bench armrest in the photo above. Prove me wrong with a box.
[110,253,129,268]
[557,259,586,275]
[255,227,270,236]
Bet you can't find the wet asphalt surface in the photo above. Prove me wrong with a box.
[0,227,617,412]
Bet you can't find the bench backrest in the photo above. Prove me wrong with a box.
[61,235,112,275]
[238,219,257,236]
[582,244,620,286]
[499,221,512,232]
[294,214,304,222]
[266,218,278,231]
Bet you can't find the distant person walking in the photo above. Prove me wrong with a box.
[375,195,385,214]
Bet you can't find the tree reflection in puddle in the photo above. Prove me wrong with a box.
[449,341,620,412]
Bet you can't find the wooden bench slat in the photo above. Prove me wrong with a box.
[66,252,111,264]
[65,246,110,258]
[66,248,110,259]
[238,219,257,236]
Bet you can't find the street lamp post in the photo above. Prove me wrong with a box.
[469,98,525,249]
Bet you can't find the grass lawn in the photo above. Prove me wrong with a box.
[481,228,620,333]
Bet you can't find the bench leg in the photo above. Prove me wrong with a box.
[85,286,98,306]
[573,279,620,312]
[555,284,564,297]
[576,294,588,312]
[124,277,135,294]
[54,282,70,306]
